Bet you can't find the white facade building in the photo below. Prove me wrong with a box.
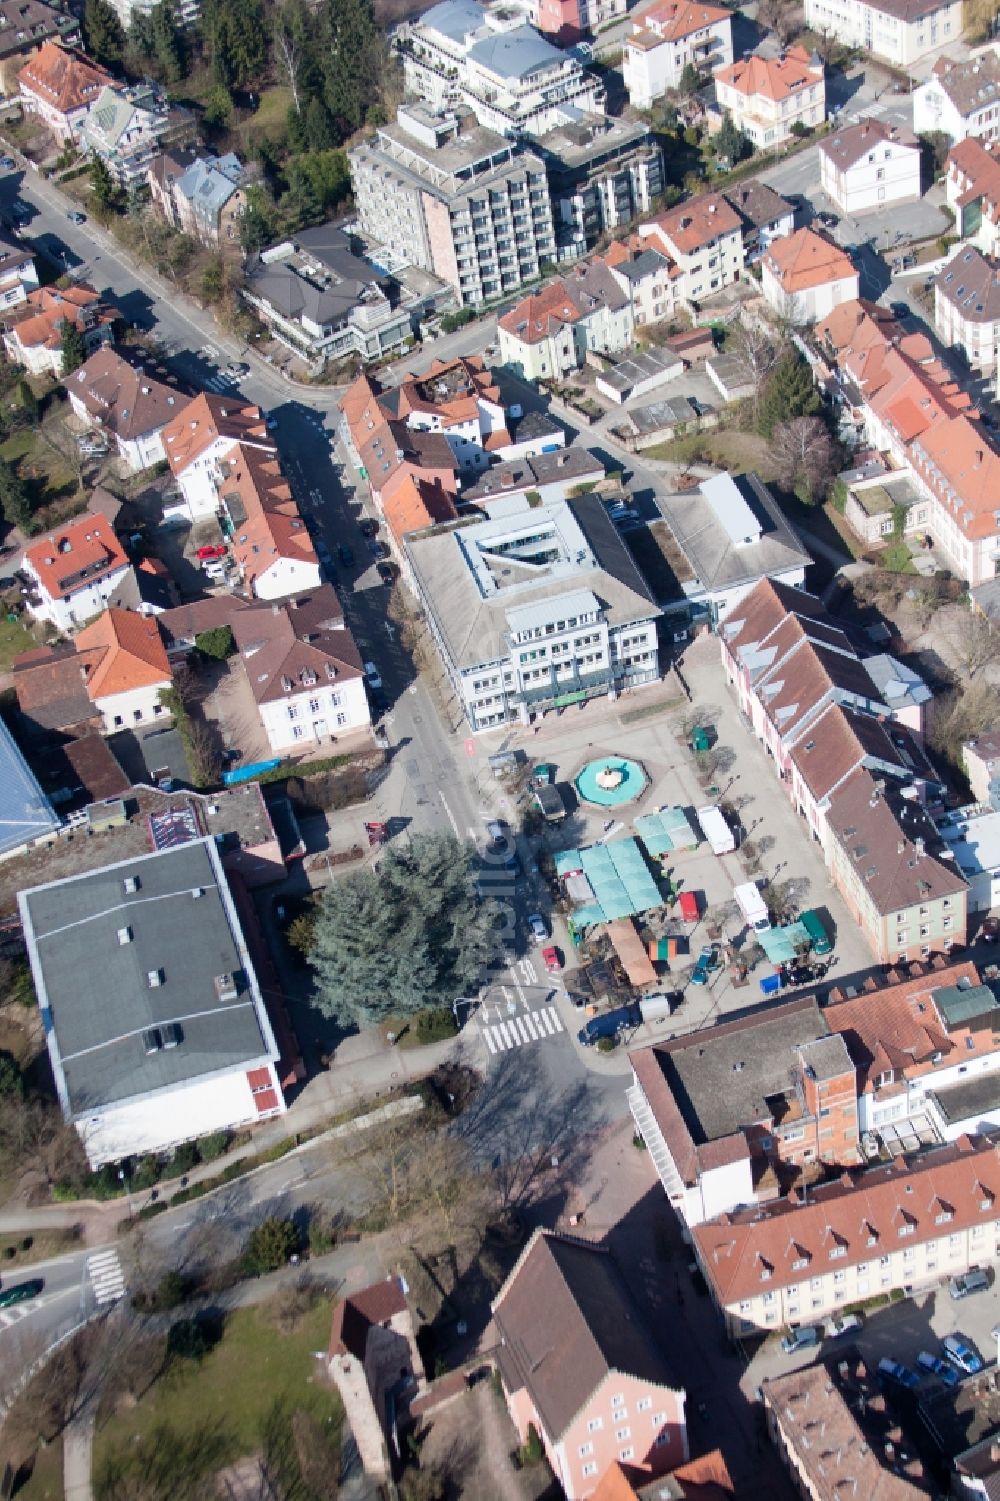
[622,0,733,109]
[21,514,132,633]
[713,46,826,151]
[18,839,286,1168]
[803,0,963,69]
[638,192,745,305]
[914,51,1000,147]
[820,118,922,214]
[934,244,1000,375]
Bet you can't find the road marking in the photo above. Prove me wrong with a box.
[87,1248,126,1305]
[438,791,459,836]
[496,1021,513,1048]
[484,1029,498,1054]
[481,1005,565,1053]
[522,1013,539,1040]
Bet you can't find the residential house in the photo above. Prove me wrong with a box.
[0,230,37,309]
[962,728,1000,806]
[74,608,172,733]
[106,0,200,33]
[592,1453,734,1501]
[530,116,664,256]
[359,427,459,541]
[826,765,968,963]
[692,1133,1000,1336]
[761,226,859,323]
[157,596,248,664]
[840,463,924,548]
[379,473,458,550]
[66,347,183,471]
[622,0,733,109]
[497,261,633,382]
[385,355,511,474]
[934,245,1000,375]
[348,105,555,308]
[22,512,132,632]
[909,415,1000,587]
[722,179,795,261]
[825,958,1000,1143]
[492,1229,688,1499]
[762,1361,932,1499]
[12,642,103,740]
[397,1,605,137]
[150,151,248,248]
[231,586,370,754]
[802,0,963,69]
[161,392,276,521]
[17,40,112,142]
[216,443,321,600]
[108,556,177,617]
[18,837,286,1167]
[946,138,1000,258]
[603,241,677,332]
[713,47,826,152]
[2,282,116,377]
[915,50,1000,147]
[461,447,606,508]
[328,1277,425,1483]
[241,225,410,368]
[628,998,859,1230]
[81,81,194,187]
[404,493,661,731]
[820,119,922,215]
[656,471,812,623]
[0,0,79,97]
[536,0,625,44]
[638,192,744,306]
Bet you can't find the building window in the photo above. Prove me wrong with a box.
[637,1398,652,1412]
[292,726,304,740]
[620,1448,635,1462]
[582,1463,598,1478]
[133,709,143,723]
[578,1443,593,1458]
[615,1428,631,1442]
[587,1418,603,1433]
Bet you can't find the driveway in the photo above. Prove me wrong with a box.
[200,658,272,765]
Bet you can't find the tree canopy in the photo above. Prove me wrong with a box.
[755,346,821,438]
[309,832,500,1028]
[58,320,87,376]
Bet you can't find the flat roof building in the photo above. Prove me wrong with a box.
[18,837,286,1166]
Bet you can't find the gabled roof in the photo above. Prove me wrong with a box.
[715,45,822,104]
[925,50,1000,119]
[912,415,1000,540]
[934,244,1000,323]
[161,392,273,474]
[821,117,919,172]
[628,0,730,48]
[394,355,501,428]
[763,226,857,294]
[723,179,794,233]
[492,1229,681,1442]
[594,1453,734,1500]
[24,513,129,601]
[221,443,318,590]
[329,1276,409,1361]
[646,192,742,257]
[0,0,78,62]
[67,347,183,441]
[4,282,115,353]
[788,701,931,805]
[17,40,111,116]
[231,584,363,705]
[814,297,902,356]
[75,609,171,699]
[13,644,100,733]
[380,470,458,544]
[499,277,585,343]
[947,137,1000,225]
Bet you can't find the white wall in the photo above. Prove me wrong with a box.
[79,1059,284,1166]
[252,556,324,601]
[258,675,371,753]
[95,681,171,734]
[24,562,132,632]
[860,1048,1000,1135]
[821,139,921,214]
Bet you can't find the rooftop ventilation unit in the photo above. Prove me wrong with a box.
[215,971,238,1003]
[141,1027,162,1054]
[123,875,140,893]
[147,968,164,988]
[117,926,133,945]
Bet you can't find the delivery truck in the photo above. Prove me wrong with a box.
[696,804,735,855]
[734,881,770,934]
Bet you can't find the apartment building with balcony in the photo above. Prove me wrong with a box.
[21,513,132,632]
[536,0,625,45]
[628,999,859,1231]
[638,192,744,306]
[946,138,1000,259]
[693,1133,1000,1336]
[0,230,37,309]
[802,0,962,70]
[161,392,276,521]
[915,51,1000,148]
[622,0,733,109]
[404,493,660,731]
[934,245,1000,376]
[348,105,555,306]
[714,46,826,151]
[531,115,664,257]
[396,0,604,137]
[497,257,633,381]
[81,81,194,187]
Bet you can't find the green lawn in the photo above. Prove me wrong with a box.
[93,1298,342,1492]
[0,612,36,669]
[1,425,79,511]
[642,429,776,480]
[880,541,916,574]
[13,1436,63,1500]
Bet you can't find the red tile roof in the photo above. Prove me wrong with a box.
[381,470,458,544]
[715,45,821,104]
[646,193,742,257]
[912,416,1000,541]
[694,1134,1000,1308]
[947,138,1000,226]
[18,40,112,117]
[220,443,318,592]
[628,0,730,48]
[328,1276,408,1361]
[161,392,272,474]
[24,513,128,601]
[499,277,586,343]
[75,609,170,698]
[763,227,857,295]
[5,282,114,353]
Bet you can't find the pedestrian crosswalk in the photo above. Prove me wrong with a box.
[481,1004,565,1054]
[202,374,236,394]
[0,1297,46,1329]
[87,1248,126,1306]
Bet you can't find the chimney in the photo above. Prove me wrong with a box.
[915,837,925,858]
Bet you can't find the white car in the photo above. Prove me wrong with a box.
[364,661,383,691]
[202,560,227,580]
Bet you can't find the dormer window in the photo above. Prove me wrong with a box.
[875,1069,893,1088]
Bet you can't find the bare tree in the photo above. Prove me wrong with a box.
[730,319,781,421]
[757,0,797,43]
[273,18,304,116]
[930,681,1000,767]
[35,407,88,490]
[769,415,837,501]
[948,608,995,680]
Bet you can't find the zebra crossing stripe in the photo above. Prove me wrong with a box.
[522,1013,539,1040]
[484,1028,497,1055]
[496,1021,513,1048]
[537,1008,557,1035]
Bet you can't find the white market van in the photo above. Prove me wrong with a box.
[734,880,770,933]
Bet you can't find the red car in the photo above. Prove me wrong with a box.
[196,544,227,561]
[542,945,562,973]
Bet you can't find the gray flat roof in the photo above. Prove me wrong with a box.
[626,396,704,434]
[405,492,657,670]
[658,1001,834,1145]
[18,838,278,1121]
[597,346,682,395]
[467,24,564,79]
[929,1071,1000,1127]
[658,472,812,600]
[0,718,59,857]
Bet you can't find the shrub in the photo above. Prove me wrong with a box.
[162,1141,199,1179]
[414,1007,459,1045]
[596,1035,617,1053]
[130,1155,160,1190]
[197,1130,229,1162]
[520,1424,544,1465]
[194,625,234,660]
[167,1316,211,1361]
[308,1216,336,1256]
[243,1215,299,1275]
[0,1049,23,1099]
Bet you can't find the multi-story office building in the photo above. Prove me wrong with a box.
[349,105,555,305]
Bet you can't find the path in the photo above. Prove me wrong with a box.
[63,1411,94,1501]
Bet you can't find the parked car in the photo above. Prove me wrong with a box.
[66,210,85,224]
[889,301,910,320]
[878,1358,921,1390]
[196,543,227,561]
[577,1003,641,1047]
[950,1269,991,1299]
[826,1314,862,1339]
[338,543,354,566]
[817,211,838,228]
[528,912,548,943]
[363,660,382,691]
[202,560,227,580]
[377,562,395,586]
[0,1278,43,1309]
[227,361,249,378]
[981,917,1000,943]
[917,1352,960,1387]
[691,945,718,986]
[942,1335,983,1375]
[368,540,389,559]
[316,540,333,565]
[607,502,640,524]
[359,517,379,538]
[542,945,562,973]
[781,1326,820,1355]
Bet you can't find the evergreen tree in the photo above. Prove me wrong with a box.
[207,0,267,89]
[309,832,500,1029]
[322,0,383,134]
[678,62,702,96]
[303,96,335,152]
[756,347,821,438]
[203,83,234,129]
[58,319,87,376]
[0,456,32,530]
[716,111,752,167]
[151,0,186,82]
[239,185,277,252]
[84,0,126,67]
[89,155,118,212]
